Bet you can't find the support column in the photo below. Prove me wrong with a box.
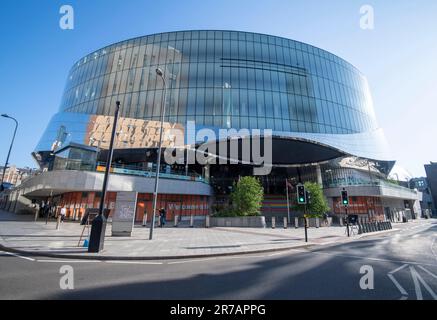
[316,165,323,186]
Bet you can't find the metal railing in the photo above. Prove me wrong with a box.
[326,179,411,190]
[51,158,208,183]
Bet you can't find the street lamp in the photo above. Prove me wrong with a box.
[88,101,121,252]
[149,67,168,240]
[1,114,18,191]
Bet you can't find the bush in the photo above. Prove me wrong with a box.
[293,182,330,218]
[230,176,264,216]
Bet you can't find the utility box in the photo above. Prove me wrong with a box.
[111,192,138,237]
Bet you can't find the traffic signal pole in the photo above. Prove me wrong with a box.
[345,206,350,237]
[297,184,309,243]
[304,203,308,242]
[341,188,350,237]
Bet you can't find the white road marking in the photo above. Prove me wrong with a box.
[167,258,218,264]
[37,259,101,263]
[105,260,163,265]
[389,264,409,275]
[409,265,437,300]
[307,250,437,268]
[1,251,35,262]
[267,250,297,257]
[387,264,409,297]
[417,265,437,280]
[388,274,408,296]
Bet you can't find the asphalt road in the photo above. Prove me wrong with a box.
[1,220,436,300]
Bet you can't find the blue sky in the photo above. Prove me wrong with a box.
[1,0,436,177]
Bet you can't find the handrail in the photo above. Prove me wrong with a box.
[52,158,208,183]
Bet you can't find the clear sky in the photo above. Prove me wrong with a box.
[1,0,436,177]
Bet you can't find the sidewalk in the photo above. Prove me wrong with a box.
[0,210,411,260]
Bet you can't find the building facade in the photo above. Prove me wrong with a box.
[2,30,421,222]
[409,177,434,217]
[424,163,437,217]
[0,165,36,187]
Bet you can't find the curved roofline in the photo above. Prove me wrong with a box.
[71,29,364,76]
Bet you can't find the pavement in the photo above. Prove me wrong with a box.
[0,209,404,260]
[1,218,436,299]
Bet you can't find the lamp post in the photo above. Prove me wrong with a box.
[88,101,121,253]
[149,67,167,240]
[1,114,18,191]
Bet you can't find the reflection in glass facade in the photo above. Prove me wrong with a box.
[35,30,389,164]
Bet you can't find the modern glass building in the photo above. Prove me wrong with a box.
[2,31,421,222]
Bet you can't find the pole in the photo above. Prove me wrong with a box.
[304,204,307,240]
[149,70,167,240]
[88,101,120,253]
[45,189,53,225]
[286,179,290,224]
[1,115,18,190]
[345,206,350,237]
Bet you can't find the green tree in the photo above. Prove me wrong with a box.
[293,182,330,218]
[230,176,264,216]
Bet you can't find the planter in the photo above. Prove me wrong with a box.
[210,216,266,228]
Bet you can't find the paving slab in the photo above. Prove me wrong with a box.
[0,210,418,260]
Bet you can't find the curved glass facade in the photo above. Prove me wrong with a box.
[36,30,390,163]
[60,30,377,134]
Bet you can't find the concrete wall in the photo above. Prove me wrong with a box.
[15,170,213,198]
[210,216,267,228]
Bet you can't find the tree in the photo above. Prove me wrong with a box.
[230,176,264,216]
[293,182,330,217]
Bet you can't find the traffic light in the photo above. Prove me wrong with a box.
[341,189,349,206]
[297,184,306,204]
[306,191,311,205]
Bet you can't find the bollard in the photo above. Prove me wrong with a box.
[56,215,61,230]
[283,217,288,229]
[142,214,147,227]
[174,215,179,227]
[295,217,299,229]
[316,217,320,228]
[205,215,210,228]
[190,215,194,228]
[271,217,276,229]
[358,223,362,234]
[304,217,308,242]
[34,209,39,222]
[339,217,344,226]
